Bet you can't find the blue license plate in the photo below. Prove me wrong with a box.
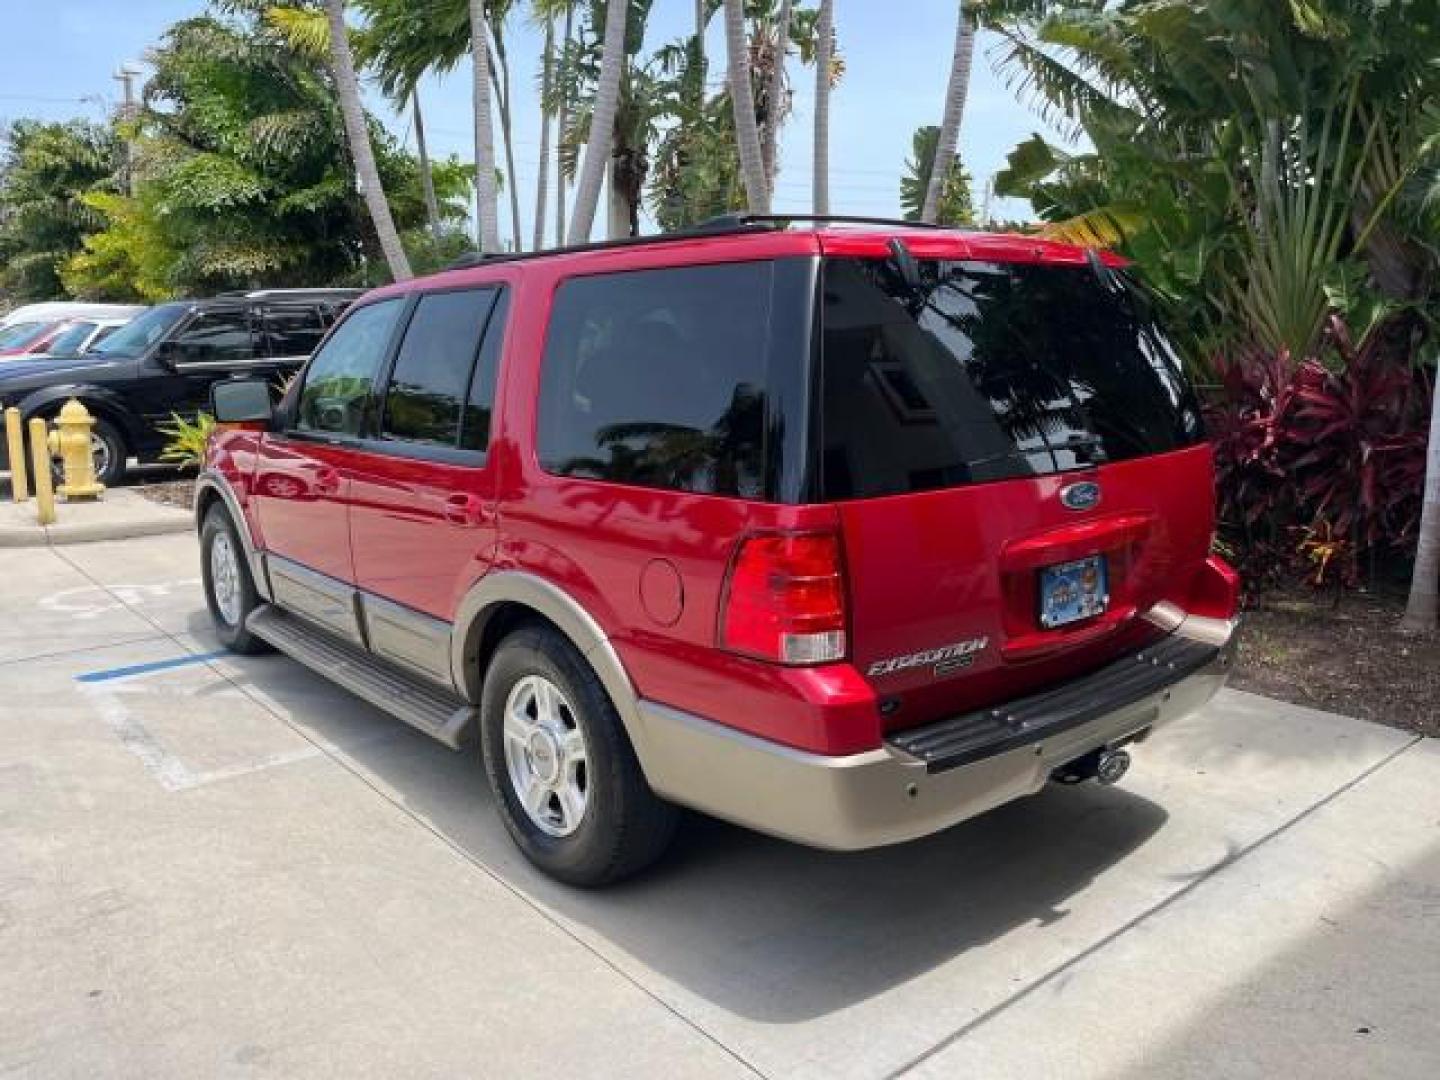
[1039,555,1109,629]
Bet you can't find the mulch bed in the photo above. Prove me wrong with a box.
[1231,588,1439,738]
[133,478,196,510]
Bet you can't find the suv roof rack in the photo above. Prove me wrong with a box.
[692,213,943,232]
[440,213,944,273]
[214,288,366,300]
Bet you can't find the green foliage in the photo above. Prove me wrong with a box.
[62,2,470,299]
[987,0,1440,367]
[901,126,975,227]
[157,411,217,469]
[0,120,119,301]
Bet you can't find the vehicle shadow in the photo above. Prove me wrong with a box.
[201,619,1171,1024]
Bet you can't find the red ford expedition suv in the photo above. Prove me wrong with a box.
[197,216,1240,886]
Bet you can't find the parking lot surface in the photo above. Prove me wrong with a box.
[2,532,1437,1079]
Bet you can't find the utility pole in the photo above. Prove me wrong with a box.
[112,64,141,196]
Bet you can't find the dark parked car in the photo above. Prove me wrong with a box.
[197,217,1240,886]
[0,289,360,484]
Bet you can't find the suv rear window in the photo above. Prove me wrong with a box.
[819,257,1204,500]
[537,262,775,498]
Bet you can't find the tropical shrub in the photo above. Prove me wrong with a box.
[157,412,217,470]
[1208,316,1432,589]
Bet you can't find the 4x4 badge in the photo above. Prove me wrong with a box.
[1060,481,1101,511]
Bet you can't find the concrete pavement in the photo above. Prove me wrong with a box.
[1,533,1436,1078]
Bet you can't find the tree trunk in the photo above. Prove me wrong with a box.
[922,2,975,224]
[490,36,524,251]
[1402,376,1440,633]
[534,15,555,251]
[568,0,628,243]
[468,0,502,253]
[555,3,574,247]
[761,0,793,197]
[813,0,833,215]
[324,0,411,280]
[724,0,770,214]
[412,88,442,244]
[607,158,631,239]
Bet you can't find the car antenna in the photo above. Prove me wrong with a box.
[887,237,923,292]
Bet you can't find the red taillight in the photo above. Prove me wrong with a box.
[720,533,847,665]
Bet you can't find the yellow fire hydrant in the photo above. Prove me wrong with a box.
[47,399,105,500]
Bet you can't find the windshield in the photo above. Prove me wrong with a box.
[818,257,1205,499]
[91,305,180,356]
[45,322,99,358]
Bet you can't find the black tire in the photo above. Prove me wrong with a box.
[480,623,678,887]
[200,504,270,655]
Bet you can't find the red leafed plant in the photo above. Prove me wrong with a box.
[1207,314,1432,589]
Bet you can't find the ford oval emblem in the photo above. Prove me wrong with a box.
[1060,481,1101,511]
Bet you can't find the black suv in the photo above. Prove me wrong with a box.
[0,288,360,484]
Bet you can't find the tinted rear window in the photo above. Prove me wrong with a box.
[819,257,1204,500]
[536,262,775,498]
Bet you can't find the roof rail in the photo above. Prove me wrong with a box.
[693,213,944,232]
[214,288,366,300]
[435,213,941,275]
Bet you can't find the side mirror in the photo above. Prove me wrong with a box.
[211,377,273,424]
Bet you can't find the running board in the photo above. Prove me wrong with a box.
[246,604,476,750]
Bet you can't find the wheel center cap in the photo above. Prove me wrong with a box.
[528,731,560,784]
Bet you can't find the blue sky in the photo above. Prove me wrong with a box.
[0,0,1072,246]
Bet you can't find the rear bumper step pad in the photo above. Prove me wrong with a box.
[887,634,1222,774]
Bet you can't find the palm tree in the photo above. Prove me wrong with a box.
[922,2,975,224]
[761,0,793,197]
[533,12,556,250]
[467,0,502,251]
[323,0,411,279]
[486,3,525,250]
[411,88,443,243]
[553,2,575,246]
[724,0,769,214]
[1402,390,1440,632]
[813,0,833,214]
[568,0,629,243]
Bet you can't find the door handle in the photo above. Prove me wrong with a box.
[443,492,488,527]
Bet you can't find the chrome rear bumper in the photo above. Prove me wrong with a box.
[635,616,1238,851]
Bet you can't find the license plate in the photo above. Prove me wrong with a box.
[1039,555,1109,629]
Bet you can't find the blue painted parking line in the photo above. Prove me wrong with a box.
[75,650,229,684]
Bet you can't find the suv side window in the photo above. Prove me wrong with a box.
[264,305,326,358]
[296,298,404,436]
[536,262,772,497]
[171,310,256,366]
[381,288,499,449]
[461,289,508,453]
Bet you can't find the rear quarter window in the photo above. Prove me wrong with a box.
[536,261,776,498]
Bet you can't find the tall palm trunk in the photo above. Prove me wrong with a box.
[1402,381,1440,633]
[468,0,502,252]
[813,0,833,214]
[761,0,793,197]
[489,36,524,251]
[554,2,574,247]
[324,0,411,280]
[568,0,628,243]
[412,87,442,244]
[724,0,769,214]
[921,2,975,224]
[533,15,555,250]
